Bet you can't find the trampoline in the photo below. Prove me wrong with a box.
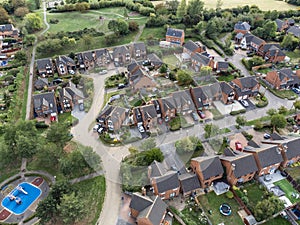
[220,203,232,216]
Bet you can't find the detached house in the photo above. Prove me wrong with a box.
[172,90,195,115]
[230,77,260,100]
[36,58,54,77]
[97,105,127,131]
[132,42,147,60]
[158,96,176,122]
[259,44,286,63]
[220,148,258,186]
[140,104,158,132]
[287,26,300,38]
[95,48,111,67]
[58,82,85,112]
[183,40,204,57]
[191,53,214,72]
[220,82,235,104]
[165,27,185,46]
[234,21,251,34]
[201,82,222,102]
[129,193,168,225]
[56,55,76,76]
[240,33,266,52]
[265,68,297,89]
[33,92,57,119]
[190,86,210,111]
[275,19,290,32]
[34,78,49,91]
[147,53,163,69]
[191,156,224,188]
[82,51,95,70]
[215,61,229,73]
[113,45,131,66]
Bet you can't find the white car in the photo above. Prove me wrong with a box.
[240,100,249,107]
[69,70,75,75]
[138,125,145,133]
[93,124,101,132]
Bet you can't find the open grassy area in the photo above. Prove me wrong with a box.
[198,191,244,225]
[162,54,180,68]
[139,27,166,41]
[72,176,106,225]
[262,216,291,225]
[274,179,300,204]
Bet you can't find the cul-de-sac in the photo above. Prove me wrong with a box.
[1,0,300,224]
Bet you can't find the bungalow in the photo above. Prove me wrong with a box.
[265,68,296,89]
[172,90,195,115]
[243,143,284,176]
[183,40,204,57]
[230,77,260,100]
[95,48,111,67]
[158,96,176,122]
[201,82,222,102]
[0,24,19,38]
[33,92,57,119]
[191,53,214,72]
[190,156,224,188]
[34,77,48,91]
[287,26,300,38]
[220,82,235,104]
[36,58,54,77]
[147,53,163,69]
[259,44,286,63]
[165,27,185,46]
[140,104,158,131]
[129,193,168,225]
[150,171,180,199]
[234,21,251,34]
[97,105,127,131]
[113,45,131,66]
[190,86,210,111]
[179,173,201,196]
[56,55,76,76]
[220,148,258,186]
[82,51,95,70]
[132,42,147,60]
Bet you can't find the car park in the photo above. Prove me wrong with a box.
[240,99,249,107]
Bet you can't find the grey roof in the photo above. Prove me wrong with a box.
[34,78,48,89]
[127,60,139,73]
[234,21,251,31]
[286,138,300,159]
[267,46,285,57]
[184,40,199,52]
[288,18,295,25]
[155,171,180,193]
[192,156,224,180]
[220,82,233,95]
[257,146,283,168]
[191,52,210,65]
[137,196,167,225]
[191,86,208,109]
[0,24,14,32]
[287,26,300,38]
[113,46,130,57]
[82,51,94,61]
[233,77,258,90]
[217,61,229,70]
[36,58,53,71]
[33,92,57,114]
[250,35,265,46]
[56,55,75,66]
[275,19,284,30]
[235,32,244,39]
[64,82,85,99]
[141,104,157,121]
[179,173,201,193]
[149,160,167,177]
[166,27,184,38]
[160,96,176,112]
[172,90,195,112]
[147,53,163,67]
[95,48,110,59]
[110,106,127,124]
[133,42,146,52]
[201,83,222,99]
[129,193,153,212]
[152,100,161,115]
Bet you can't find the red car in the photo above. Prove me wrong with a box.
[235,141,243,151]
[197,110,206,119]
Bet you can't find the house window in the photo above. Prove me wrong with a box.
[170,192,176,198]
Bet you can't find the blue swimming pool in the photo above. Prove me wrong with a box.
[1,182,41,215]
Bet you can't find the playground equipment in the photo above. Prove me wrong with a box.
[15,197,21,205]
[16,186,28,195]
[8,194,16,201]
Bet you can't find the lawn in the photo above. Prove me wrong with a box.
[274,179,300,204]
[102,90,121,108]
[243,183,265,206]
[139,27,166,41]
[58,111,78,125]
[72,176,106,225]
[163,55,180,68]
[286,49,300,63]
[198,191,244,225]
[262,216,291,225]
[209,107,224,120]
[217,74,235,82]
[286,166,300,181]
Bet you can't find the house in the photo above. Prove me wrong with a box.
[234,32,244,44]
[56,55,76,76]
[172,90,195,115]
[128,64,157,91]
[265,68,297,89]
[191,53,214,72]
[183,40,204,57]
[58,82,85,112]
[201,82,222,102]
[259,44,286,63]
[97,105,127,131]
[76,53,85,70]
[275,19,289,32]
[82,51,95,70]
[220,148,258,186]
[33,92,57,118]
[34,78,48,91]
[281,138,300,167]
[147,53,163,69]
[0,24,18,38]
[132,42,147,60]
[179,173,201,196]
[220,82,235,104]
[129,193,168,225]
[36,58,54,77]
[95,48,111,67]
[158,96,176,122]
[113,45,131,66]
[140,104,158,131]
[287,26,300,38]
[152,99,162,118]
[148,160,168,178]
[240,33,265,52]
[150,171,180,199]
[234,21,251,34]
[190,156,224,188]
[243,143,284,176]
[230,77,260,100]
[215,61,229,73]
[165,27,185,46]
[190,86,210,111]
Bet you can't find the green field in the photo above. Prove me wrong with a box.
[274,179,300,204]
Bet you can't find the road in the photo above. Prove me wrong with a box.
[25,0,50,120]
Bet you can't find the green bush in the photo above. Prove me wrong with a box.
[213,114,225,120]
[230,110,240,115]
[256,100,268,108]
[226,191,234,199]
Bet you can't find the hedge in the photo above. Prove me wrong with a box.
[230,109,246,115]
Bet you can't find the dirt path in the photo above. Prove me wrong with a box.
[134,24,145,43]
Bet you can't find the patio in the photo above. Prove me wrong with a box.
[258,170,286,189]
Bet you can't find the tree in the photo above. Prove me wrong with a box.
[140,137,156,151]
[80,146,101,171]
[281,34,300,51]
[75,2,90,12]
[176,0,186,18]
[108,19,129,35]
[175,136,203,154]
[247,56,264,68]
[128,21,139,31]
[143,147,164,164]
[11,0,26,10]
[14,50,27,64]
[166,0,179,15]
[14,6,29,17]
[278,106,288,115]
[24,13,43,32]
[82,34,93,48]
[271,114,287,130]
[186,0,204,22]
[254,196,284,221]
[0,7,10,24]
[200,66,212,76]
[267,108,277,116]
[236,115,247,126]
[176,70,193,85]
[57,192,85,224]
[46,122,70,149]
[216,0,223,10]
[159,64,168,73]
[204,123,219,138]
[205,17,219,39]
[293,100,300,111]
[24,34,36,46]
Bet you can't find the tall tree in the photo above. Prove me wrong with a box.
[166,0,179,15]
[176,0,186,18]
[0,7,10,24]
[176,70,193,85]
[186,0,204,18]
[281,34,300,51]
[24,13,43,32]
[271,114,287,130]
[46,122,70,149]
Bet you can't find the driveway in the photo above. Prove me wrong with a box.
[213,101,245,115]
[239,99,256,111]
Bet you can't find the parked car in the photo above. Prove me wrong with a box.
[79,103,84,111]
[138,125,145,133]
[264,133,271,139]
[53,78,63,84]
[69,69,75,75]
[197,110,206,119]
[93,124,101,132]
[99,70,108,75]
[118,83,126,89]
[240,100,249,107]
[97,127,104,134]
[191,112,198,121]
[292,87,300,94]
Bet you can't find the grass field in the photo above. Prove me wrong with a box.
[274,179,300,204]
